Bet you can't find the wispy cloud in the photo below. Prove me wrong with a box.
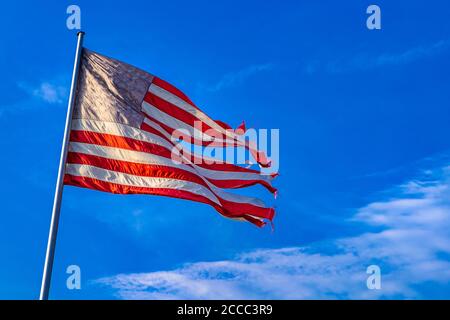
[375,40,450,67]
[204,63,275,92]
[306,39,450,74]
[96,164,450,299]
[18,81,67,104]
[1,80,68,117]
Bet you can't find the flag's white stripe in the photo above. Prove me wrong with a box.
[69,141,272,184]
[150,83,271,169]
[209,183,266,207]
[72,118,267,179]
[142,101,212,142]
[149,84,242,141]
[72,119,174,150]
[69,141,188,171]
[69,142,267,207]
[73,118,232,168]
[196,163,273,184]
[66,163,221,205]
[67,162,266,208]
[142,101,237,145]
[142,117,266,174]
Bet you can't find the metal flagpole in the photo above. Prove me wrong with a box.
[39,31,85,300]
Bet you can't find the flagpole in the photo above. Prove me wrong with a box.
[39,31,85,300]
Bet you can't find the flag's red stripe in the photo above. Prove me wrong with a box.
[139,122,262,174]
[152,76,198,109]
[144,92,218,134]
[151,77,238,133]
[64,173,221,215]
[67,152,207,188]
[70,130,173,158]
[142,111,234,148]
[208,178,277,194]
[143,91,247,146]
[138,121,173,144]
[67,152,273,220]
[64,174,271,227]
[71,128,262,175]
[142,98,271,167]
[241,215,266,227]
[68,151,276,194]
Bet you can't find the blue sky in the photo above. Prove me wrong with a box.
[1,0,450,299]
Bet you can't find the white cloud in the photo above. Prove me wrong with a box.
[19,81,67,104]
[205,63,274,92]
[95,165,450,299]
[32,82,67,104]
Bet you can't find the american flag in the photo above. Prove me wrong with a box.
[64,49,277,227]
